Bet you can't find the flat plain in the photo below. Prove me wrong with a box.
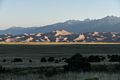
[0,42,120,80]
[0,42,120,57]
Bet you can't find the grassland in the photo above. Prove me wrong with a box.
[1,42,120,45]
[0,42,120,80]
[0,42,120,57]
[0,72,120,80]
[0,42,119,68]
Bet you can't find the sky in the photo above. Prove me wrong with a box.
[0,0,120,29]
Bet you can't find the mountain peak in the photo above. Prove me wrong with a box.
[103,16,120,20]
[65,20,80,24]
[98,16,120,24]
[84,18,91,22]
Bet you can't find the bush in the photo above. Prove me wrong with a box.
[48,57,55,62]
[99,56,105,61]
[108,55,120,62]
[88,55,101,62]
[2,59,7,62]
[12,58,23,62]
[55,59,59,63]
[41,57,47,62]
[64,53,91,72]
[62,57,67,61]
[29,59,32,62]
[0,65,6,73]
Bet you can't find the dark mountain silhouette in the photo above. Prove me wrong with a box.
[0,16,120,35]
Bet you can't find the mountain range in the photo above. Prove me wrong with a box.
[0,16,120,35]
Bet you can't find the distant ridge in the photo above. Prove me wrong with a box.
[0,16,120,35]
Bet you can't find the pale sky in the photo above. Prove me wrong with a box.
[0,0,120,29]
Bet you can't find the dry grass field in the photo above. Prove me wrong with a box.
[0,42,120,80]
[0,42,119,68]
[0,42,120,45]
[0,42,119,57]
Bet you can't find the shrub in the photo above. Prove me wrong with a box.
[55,59,59,63]
[2,59,7,62]
[12,58,23,62]
[64,53,91,72]
[62,57,67,61]
[48,57,55,62]
[0,65,6,73]
[100,56,105,61]
[41,57,47,62]
[29,59,32,62]
[108,55,120,62]
[88,55,101,62]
